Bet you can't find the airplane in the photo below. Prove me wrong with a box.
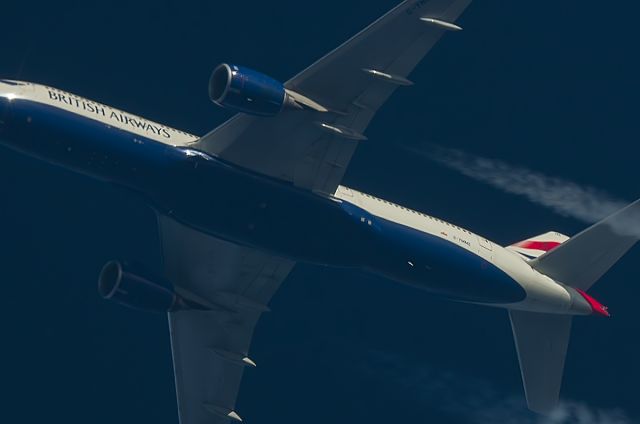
[0,0,637,420]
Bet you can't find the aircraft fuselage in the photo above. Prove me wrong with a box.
[0,81,596,315]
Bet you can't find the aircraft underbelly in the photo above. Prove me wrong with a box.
[364,217,527,303]
[0,98,370,264]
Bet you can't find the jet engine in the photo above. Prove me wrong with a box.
[209,63,299,116]
[98,260,206,313]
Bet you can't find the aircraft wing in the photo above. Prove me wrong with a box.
[159,216,295,424]
[195,0,472,195]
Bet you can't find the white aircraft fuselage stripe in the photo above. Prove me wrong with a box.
[2,81,198,146]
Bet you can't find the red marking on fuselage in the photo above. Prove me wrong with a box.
[514,240,562,252]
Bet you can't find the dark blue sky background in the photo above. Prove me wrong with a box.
[1,1,639,423]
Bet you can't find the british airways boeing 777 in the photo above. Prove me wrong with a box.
[1,0,637,420]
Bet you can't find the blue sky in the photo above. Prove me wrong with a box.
[1,1,639,423]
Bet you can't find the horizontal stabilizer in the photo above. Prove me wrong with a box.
[509,310,573,414]
[531,199,640,290]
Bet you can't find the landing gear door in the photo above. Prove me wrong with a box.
[478,237,492,251]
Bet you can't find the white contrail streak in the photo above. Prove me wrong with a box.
[408,144,628,224]
[360,350,633,424]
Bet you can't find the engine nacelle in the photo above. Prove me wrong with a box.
[98,260,205,313]
[209,63,292,116]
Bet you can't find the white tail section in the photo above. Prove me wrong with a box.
[509,200,640,414]
[506,231,570,260]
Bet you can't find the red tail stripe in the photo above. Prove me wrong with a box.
[514,240,562,252]
[576,289,611,317]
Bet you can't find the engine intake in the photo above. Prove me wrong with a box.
[209,63,292,116]
[98,260,206,313]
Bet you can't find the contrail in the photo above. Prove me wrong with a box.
[359,350,634,424]
[408,144,628,224]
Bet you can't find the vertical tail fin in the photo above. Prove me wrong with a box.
[506,231,570,260]
[509,311,573,414]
